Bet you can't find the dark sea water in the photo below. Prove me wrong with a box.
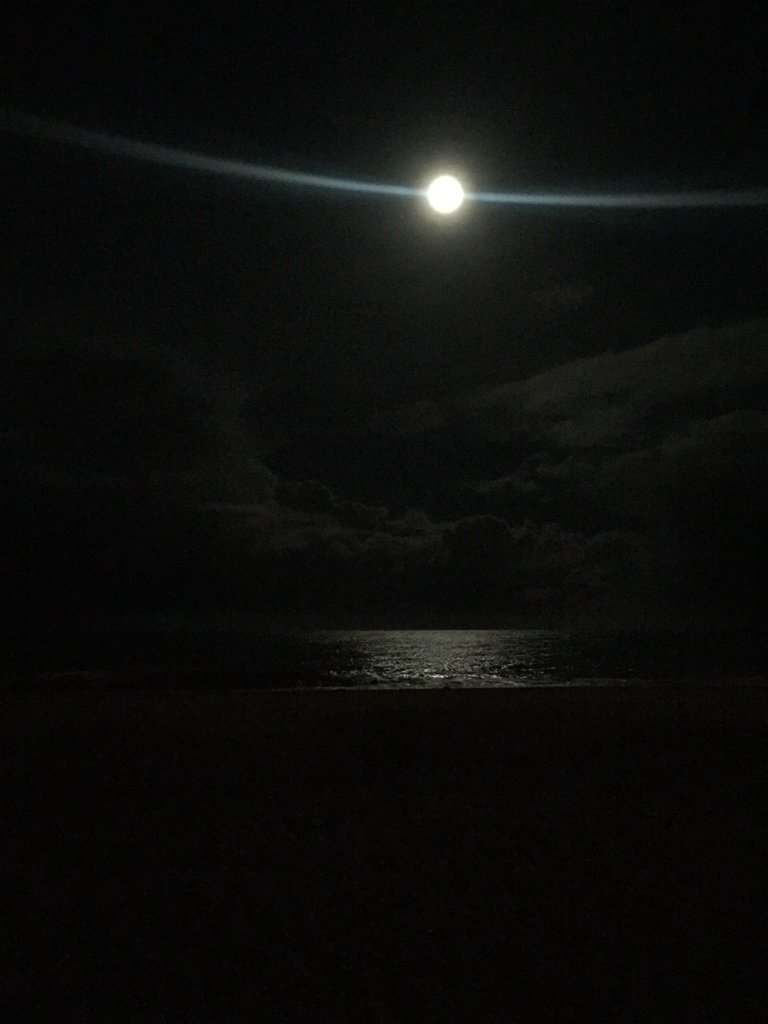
[281,629,768,688]
[8,627,768,691]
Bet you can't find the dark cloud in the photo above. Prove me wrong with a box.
[1,331,275,500]
[3,314,767,629]
[1,333,275,624]
[277,480,390,530]
[457,321,768,621]
[264,319,768,625]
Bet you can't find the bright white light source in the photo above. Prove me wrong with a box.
[427,175,465,214]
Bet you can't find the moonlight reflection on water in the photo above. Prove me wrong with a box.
[301,629,767,689]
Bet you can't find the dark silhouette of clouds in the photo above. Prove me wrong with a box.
[3,318,767,628]
[282,319,768,624]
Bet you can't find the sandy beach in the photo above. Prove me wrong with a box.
[4,685,767,1021]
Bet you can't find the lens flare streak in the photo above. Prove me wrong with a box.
[1,111,418,199]
[3,110,768,210]
[469,188,768,208]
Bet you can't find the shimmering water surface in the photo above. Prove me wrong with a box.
[298,629,768,688]
[17,627,766,691]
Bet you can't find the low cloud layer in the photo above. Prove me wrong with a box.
[3,319,767,629]
[272,319,768,624]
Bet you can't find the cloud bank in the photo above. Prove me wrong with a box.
[3,319,766,628]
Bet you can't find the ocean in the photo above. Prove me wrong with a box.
[9,626,768,691]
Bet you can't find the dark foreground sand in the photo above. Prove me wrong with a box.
[3,686,768,1022]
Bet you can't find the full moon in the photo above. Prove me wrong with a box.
[427,175,465,214]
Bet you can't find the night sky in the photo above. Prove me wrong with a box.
[2,2,767,629]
